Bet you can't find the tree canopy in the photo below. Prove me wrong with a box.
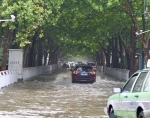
[0,0,150,71]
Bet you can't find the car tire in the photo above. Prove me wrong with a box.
[109,108,117,118]
[138,111,145,118]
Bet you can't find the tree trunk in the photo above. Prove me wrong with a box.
[96,51,100,66]
[37,38,43,66]
[28,33,37,67]
[1,26,9,70]
[105,52,110,67]
[1,40,8,70]
[125,49,130,70]
[44,52,48,65]
[23,45,29,67]
[112,38,119,68]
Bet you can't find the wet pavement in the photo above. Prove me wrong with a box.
[0,68,125,118]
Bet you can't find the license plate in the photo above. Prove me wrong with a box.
[81,73,88,76]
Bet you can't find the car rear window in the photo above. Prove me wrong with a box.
[88,63,95,66]
[75,66,93,71]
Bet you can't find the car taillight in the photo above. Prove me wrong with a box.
[73,78,78,80]
[73,70,78,74]
[90,78,95,80]
[90,71,96,75]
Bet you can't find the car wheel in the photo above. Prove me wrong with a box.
[109,108,117,118]
[138,111,145,118]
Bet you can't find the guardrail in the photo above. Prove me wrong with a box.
[0,64,60,89]
[0,70,17,89]
[97,66,130,81]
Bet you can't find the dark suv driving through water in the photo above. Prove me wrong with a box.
[70,65,96,83]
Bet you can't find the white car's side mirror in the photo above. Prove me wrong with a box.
[113,88,121,93]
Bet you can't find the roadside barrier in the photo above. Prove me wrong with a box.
[0,70,17,89]
[22,64,58,81]
[97,66,130,81]
[0,64,60,89]
[104,67,130,81]
[97,66,103,72]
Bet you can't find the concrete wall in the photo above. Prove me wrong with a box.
[0,70,17,89]
[0,64,59,89]
[22,64,58,81]
[97,66,130,81]
[0,49,61,89]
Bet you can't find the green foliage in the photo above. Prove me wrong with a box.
[0,0,149,61]
[0,0,64,47]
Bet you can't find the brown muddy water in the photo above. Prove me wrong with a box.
[0,68,125,118]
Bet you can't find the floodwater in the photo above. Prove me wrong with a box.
[0,68,125,118]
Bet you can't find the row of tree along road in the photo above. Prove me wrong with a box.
[0,1,150,73]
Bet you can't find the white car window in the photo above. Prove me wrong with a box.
[133,72,148,92]
[122,73,139,93]
[143,73,150,92]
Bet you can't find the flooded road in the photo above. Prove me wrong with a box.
[0,68,125,118]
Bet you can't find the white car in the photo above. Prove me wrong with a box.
[104,68,150,118]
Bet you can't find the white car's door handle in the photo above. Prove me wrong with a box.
[124,95,128,98]
[135,95,139,98]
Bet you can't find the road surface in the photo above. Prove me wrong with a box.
[0,68,125,118]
